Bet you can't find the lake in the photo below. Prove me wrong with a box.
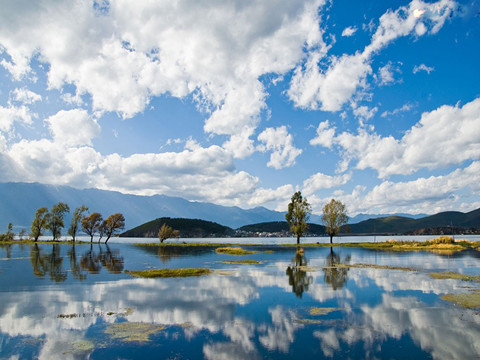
[1,239,479,359]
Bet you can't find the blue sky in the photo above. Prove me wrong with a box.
[0,0,479,216]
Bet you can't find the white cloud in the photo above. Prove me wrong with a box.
[312,97,480,178]
[310,120,336,148]
[0,105,34,132]
[352,104,378,125]
[0,0,327,152]
[257,126,302,169]
[302,172,351,196]
[341,26,357,37]
[46,109,100,146]
[413,63,435,74]
[288,0,456,112]
[381,103,413,118]
[377,62,401,86]
[11,87,42,104]
[308,161,480,215]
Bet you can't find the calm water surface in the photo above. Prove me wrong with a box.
[0,240,479,359]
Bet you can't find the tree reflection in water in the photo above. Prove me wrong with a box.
[323,247,351,290]
[29,243,67,282]
[80,244,124,274]
[29,243,123,281]
[286,247,313,298]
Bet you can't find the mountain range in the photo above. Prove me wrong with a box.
[2,182,476,236]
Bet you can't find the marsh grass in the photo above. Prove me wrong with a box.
[215,247,258,255]
[310,307,340,316]
[125,268,211,278]
[104,322,165,342]
[329,263,419,271]
[441,290,480,309]
[429,271,480,282]
[219,260,261,264]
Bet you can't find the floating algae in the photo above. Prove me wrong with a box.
[105,322,165,342]
[429,271,480,282]
[441,290,480,309]
[215,247,258,255]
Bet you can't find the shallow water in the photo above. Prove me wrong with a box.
[0,242,479,359]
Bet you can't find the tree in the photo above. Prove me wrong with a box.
[158,223,179,243]
[102,213,125,244]
[81,212,103,242]
[47,202,70,241]
[31,207,50,242]
[68,205,88,242]
[0,223,15,241]
[285,191,311,245]
[322,199,348,244]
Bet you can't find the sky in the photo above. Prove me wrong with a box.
[0,0,479,217]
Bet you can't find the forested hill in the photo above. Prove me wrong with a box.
[347,208,480,235]
[120,217,235,238]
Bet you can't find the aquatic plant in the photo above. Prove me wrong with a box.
[215,246,258,255]
[125,268,211,278]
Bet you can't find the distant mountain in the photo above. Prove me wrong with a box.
[0,182,291,231]
[348,209,480,234]
[348,213,428,224]
[121,217,235,238]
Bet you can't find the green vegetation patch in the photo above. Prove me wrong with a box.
[105,322,165,342]
[310,307,341,316]
[441,290,480,309]
[429,271,480,282]
[329,263,418,271]
[215,246,258,255]
[219,260,261,265]
[340,237,479,252]
[125,268,211,278]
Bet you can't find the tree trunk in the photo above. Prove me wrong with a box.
[105,235,111,244]
[330,235,333,244]
[296,234,300,245]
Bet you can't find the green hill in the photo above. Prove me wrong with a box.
[120,217,235,238]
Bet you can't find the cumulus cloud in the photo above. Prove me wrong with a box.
[0,0,327,156]
[288,0,456,112]
[341,26,357,37]
[257,126,302,169]
[310,120,336,148]
[0,105,34,132]
[311,97,480,178]
[11,87,42,104]
[413,63,435,74]
[308,161,480,215]
[46,109,100,146]
[302,172,351,196]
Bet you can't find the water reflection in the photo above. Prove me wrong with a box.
[286,247,313,298]
[30,243,67,282]
[29,243,124,280]
[1,243,480,359]
[323,247,351,290]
